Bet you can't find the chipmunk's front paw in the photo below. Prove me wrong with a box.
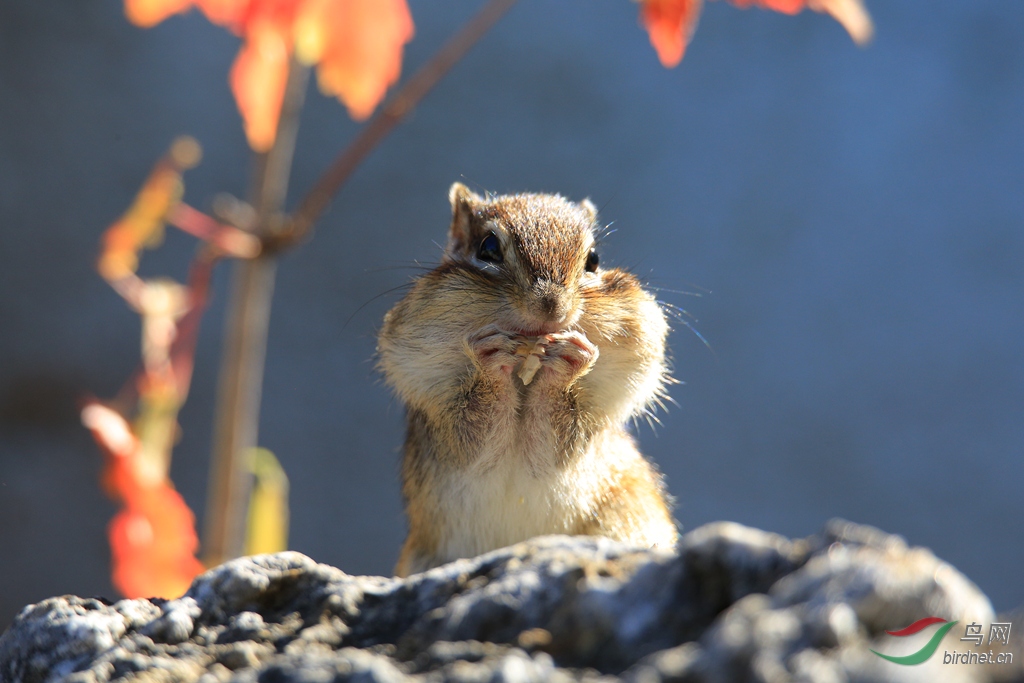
[466,324,521,378]
[532,330,599,386]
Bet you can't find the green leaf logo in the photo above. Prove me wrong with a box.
[871,618,958,665]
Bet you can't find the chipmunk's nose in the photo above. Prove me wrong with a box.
[533,280,571,323]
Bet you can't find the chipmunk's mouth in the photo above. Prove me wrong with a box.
[500,307,582,338]
[506,323,567,338]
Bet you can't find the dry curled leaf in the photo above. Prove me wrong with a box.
[98,137,200,282]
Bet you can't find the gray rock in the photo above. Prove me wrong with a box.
[0,521,1016,683]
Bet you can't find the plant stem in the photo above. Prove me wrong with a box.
[203,0,519,565]
[203,59,309,567]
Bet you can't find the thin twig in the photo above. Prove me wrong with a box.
[271,0,519,251]
[169,204,261,258]
[203,59,310,567]
[169,247,219,401]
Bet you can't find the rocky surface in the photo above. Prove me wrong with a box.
[1,520,1018,682]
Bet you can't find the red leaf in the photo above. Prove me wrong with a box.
[83,402,205,599]
[108,486,205,599]
[124,0,193,27]
[296,0,414,120]
[731,0,806,15]
[230,18,292,151]
[124,0,414,150]
[639,0,703,68]
[639,0,872,68]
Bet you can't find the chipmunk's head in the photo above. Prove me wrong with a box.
[443,182,601,335]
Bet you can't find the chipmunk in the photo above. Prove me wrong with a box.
[378,183,678,577]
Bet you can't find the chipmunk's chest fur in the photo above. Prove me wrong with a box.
[431,433,600,562]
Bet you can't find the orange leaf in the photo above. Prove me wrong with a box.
[733,0,874,41]
[808,0,873,44]
[730,0,806,14]
[296,0,414,120]
[124,0,414,149]
[230,19,291,152]
[98,138,201,283]
[126,0,252,29]
[125,0,193,27]
[83,401,204,599]
[194,0,253,29]
[639,0,703,68]
[99,166,182,281]
[640,0,872,67]
[109,486,205,599]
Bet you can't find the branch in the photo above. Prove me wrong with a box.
[202,59,310,567]
[270,0,519,251]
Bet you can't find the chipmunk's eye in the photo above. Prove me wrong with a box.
[477,232,503,263]
[585,248,599,273]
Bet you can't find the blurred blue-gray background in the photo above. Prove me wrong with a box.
[1,0,1021,627]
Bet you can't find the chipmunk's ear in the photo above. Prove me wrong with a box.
[447,182,481,258]
[579,198,598,226]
